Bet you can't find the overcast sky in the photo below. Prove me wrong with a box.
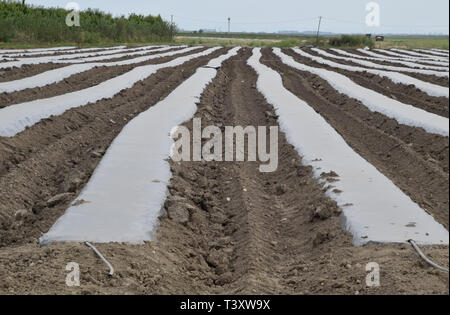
[26,0,449,34]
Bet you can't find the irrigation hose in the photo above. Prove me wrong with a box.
[408,239,449,273]
[85,242,115,276]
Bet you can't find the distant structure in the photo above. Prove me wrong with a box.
[201,29,216,33]
[375,35,385,41]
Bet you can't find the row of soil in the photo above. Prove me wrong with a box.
[262,48,449,230]
[366,49,450,67]
[285,49,449,118]
[0,47,205,108]
[0,48,447,295]
[0,47,228,248]
[303,48,449,88]
[0,46,186,83]
[10,46,161,59]
[342,49,448,72]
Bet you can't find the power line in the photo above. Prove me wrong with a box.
[172,15,317,25]
[171,14,448,29]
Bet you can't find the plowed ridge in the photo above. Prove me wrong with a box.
[313,48,449,77]
[0,46,159,69]
[294,48,449,98]
[59,46,182,63]
[0,46,76,54]
[414,49,450,57]
[0,46,195,93]
[0,47,221,137]
[431,49,449,54]
[356,48,449,67]
[391,49,449,61]
[40,47,240,244]
[1,46,127,58]
[331,48,449,71]
[277,49,449,135]
[374,49,450,65]
[250,48,448,245]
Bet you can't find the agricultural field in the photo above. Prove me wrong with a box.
[0,44,448,295]
[175,32,450,49]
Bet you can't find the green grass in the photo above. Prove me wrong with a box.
[176,32,448,49]
[1,5,447,50]
[174,34,317,48]
[374,36,449,50]
[0,1,174,45]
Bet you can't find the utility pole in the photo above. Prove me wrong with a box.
[315,16,322,47]
[228,17,231,34]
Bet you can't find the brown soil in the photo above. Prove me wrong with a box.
[0,48,448,295]
[357,49,450,67]
[0,47,205,108]
[304,48,449,88]
[83,47,184,64]
[13,46,162,59]
[0,63,65,83]
[346,49,450,70]
[285,49,449,118]
[0,47,228,247]
[262,48,449,229]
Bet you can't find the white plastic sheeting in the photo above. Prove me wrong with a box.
[391,49,449,61]
[0,47,221,137]
[39,47,241,244]
[311,48,449,77]
[249,48,448,246]
[0,46,193,93]
[59,46,183,63]
[431,49,449,54]
[374,49,449,65]
[0,45,158,69]
[293,48,449,98]
[356,48,449,67]
[1,46,127,58]
[330,48,449,71]
[414,49,449,57]
[276,49,449,136]
[83,46,192,66]
[0,46,76,54]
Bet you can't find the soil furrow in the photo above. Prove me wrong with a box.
[0,47,205,108]
[0,63,65,83]
[0,48,228,247]
[347,49,450,68]
[262,48,449,230]
[305,48,449,87]
[77,47,183,63]
[0,48,447,295]
[284,49,449,118]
